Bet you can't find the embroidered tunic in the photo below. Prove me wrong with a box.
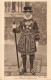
[13,18,40,55]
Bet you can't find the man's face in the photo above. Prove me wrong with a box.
[25,12,31,18]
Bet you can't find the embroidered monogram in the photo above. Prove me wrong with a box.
[25,21,30,25]
[25,21,33,25]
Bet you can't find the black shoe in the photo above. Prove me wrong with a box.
[19,69,26,75]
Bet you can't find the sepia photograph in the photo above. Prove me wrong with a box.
[4,2,47,76]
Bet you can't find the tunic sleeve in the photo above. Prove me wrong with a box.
[13,21,23,33]
[16,21,23,33]
[33,21,40,41]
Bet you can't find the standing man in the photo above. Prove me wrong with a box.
[12,6,40,75]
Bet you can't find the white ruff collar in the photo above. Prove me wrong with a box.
[24,15,32,20]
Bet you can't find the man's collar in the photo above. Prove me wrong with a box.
[24,15,32,20]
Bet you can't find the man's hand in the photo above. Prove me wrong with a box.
[12,22,16,33]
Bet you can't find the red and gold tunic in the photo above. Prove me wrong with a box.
[13,18,40,55]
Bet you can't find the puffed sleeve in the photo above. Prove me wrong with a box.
[16,21,23,33]
[33,21,40,41]
[13,21,23,33]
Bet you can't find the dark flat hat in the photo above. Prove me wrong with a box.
[23,7,33,12]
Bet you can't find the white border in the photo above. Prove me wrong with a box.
[0,0,51,80]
